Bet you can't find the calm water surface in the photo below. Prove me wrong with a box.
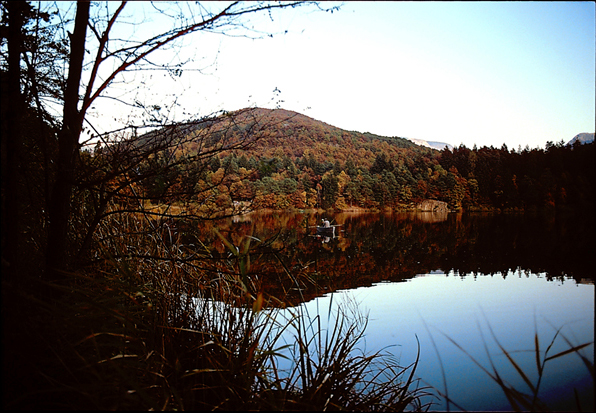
[194,210,595,411]
[301,271,594,411]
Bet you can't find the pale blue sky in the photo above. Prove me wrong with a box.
[89,1,595,150]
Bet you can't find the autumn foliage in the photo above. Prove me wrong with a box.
[124,107,595,213]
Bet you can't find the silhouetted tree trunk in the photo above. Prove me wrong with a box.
[45,1,89,277]
[1,1,26,280]
[2,1,333,279]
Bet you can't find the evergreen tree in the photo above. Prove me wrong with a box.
[370,153,394,175]
[320,173,339,209]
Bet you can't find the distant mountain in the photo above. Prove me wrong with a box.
[406,137,453,151]
[567,132,594,146]
[426,140,454,151]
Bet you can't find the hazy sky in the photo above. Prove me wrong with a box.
[91,1,595,150]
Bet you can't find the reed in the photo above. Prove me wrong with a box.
[4,207,434,410]
[268,296,436,411]
[426,312,594,412]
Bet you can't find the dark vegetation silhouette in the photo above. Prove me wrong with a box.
[1,1,593,410]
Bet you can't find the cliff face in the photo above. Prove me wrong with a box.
[416,199,450,213]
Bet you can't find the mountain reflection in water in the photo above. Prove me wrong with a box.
[185,210,595,306]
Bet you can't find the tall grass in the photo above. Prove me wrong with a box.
[425,312,594,412]
[269,296,435,411]
[4,207,434,410]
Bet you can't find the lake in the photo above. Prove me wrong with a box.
[191,209,595,411]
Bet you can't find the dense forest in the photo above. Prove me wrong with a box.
[128,107,595,213]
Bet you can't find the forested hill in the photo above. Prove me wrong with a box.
[132,107,595,212]
[228,107,427,166]
[137,107,430,168]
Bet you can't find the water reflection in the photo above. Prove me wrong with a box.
[183,210,595,306]
[317,271,594,412]
[414,210,449,223]
[259,270,594,412]
[181,211,594,411]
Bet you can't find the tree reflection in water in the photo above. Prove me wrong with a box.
[179,210,595,307]
[178,210,593,411]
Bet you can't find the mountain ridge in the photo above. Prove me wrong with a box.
[248,107,454,151]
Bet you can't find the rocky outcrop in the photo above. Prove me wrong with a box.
[416,199,450,213]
